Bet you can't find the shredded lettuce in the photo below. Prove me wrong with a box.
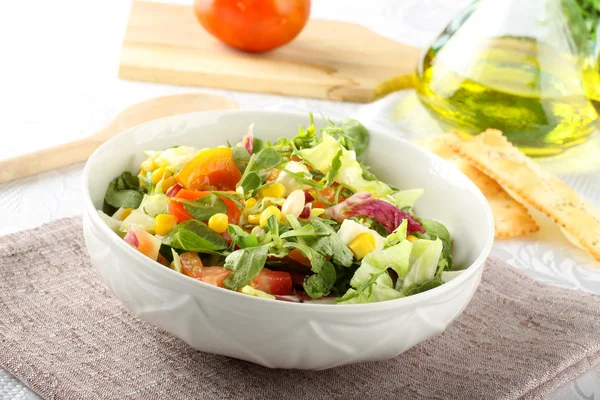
[138,194,169,217]
[240,285,276,300]
[143,146,198,172]
[389,189,424,210]
[401,238,443,294]
[120,209,155,234]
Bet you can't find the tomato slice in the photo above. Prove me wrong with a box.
[180,252,292,295]
[175,148,242,191]
[252,269,293,295]
[168,189,241,224]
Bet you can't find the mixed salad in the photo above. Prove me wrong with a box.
[99,115,463,304]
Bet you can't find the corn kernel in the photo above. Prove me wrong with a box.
[208,213,229,233]
[310,208,325,217]
[247,214,261,225]
[158,176,177,192]
[154,214,177,236]
[151,168,172,185]
[259,183,286,199]
[348,232,377,260]
[140,159,157,173]
[407,235,418,243]
[120,208,134,221]
[245,197,257,209]
[259,206,282,227]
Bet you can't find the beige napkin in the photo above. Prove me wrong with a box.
[1,217,600,400]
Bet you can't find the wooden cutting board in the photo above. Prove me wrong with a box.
[119,1,421,103]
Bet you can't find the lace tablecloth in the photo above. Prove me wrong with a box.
[1,0,599,398]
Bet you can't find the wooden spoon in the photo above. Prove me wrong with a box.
[0,93,239,184]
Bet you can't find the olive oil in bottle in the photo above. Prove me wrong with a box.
[415,0,599,156]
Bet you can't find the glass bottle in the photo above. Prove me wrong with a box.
[415,0,599,156]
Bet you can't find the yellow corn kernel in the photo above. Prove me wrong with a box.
[158,176,177,192]
[245,197,258,209]
[259,183,286,199]
[259,206,282,227]
[208,213,229,233]
[154,214,177,236]
[151,168,172,185]
[348,232,377,260]
[140,159,157,173]
[247,214,261,225]
[407,235,418,243]
[311,208,325,217]
[120,208,134,221]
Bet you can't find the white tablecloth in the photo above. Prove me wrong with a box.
[1,0,599,398]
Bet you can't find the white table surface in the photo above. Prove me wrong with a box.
[1,0,599,398]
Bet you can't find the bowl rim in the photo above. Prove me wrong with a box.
[83,109,494,312]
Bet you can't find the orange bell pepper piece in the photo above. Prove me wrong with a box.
[175,148,242,191]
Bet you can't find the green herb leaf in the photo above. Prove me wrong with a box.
[223,245,269,290]
[239,172,262,195]
[227,225,259,249]
[247,147,282,173]
[280,224,330,239]
[104,172,145,210]
[404,277,444,296]
[340,118,369,157]
[252,138,265,154]
[175,194,227,221]
[163,220,228,252]
[281,168,324,190]
[237,148,282,196]
[323,149,343,187]
[285,242,337,298]
[212,191,245,210]
[303,220,353,267]
[303,252,336,298]
[232,146,251,173]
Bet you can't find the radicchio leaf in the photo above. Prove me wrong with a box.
[241,123,254,155]
[325,192,424,234]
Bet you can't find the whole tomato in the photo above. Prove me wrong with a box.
[194,0,311,53]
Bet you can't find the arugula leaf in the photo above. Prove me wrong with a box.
[305,220,354,267]
[163,220,228,252]
[175,194,227,221]
[281,168,324,190]
[403,277,444,296]
[223,245,269,290]
[280,224,330,239]
[340,118,370,157]
[323,149,343,187]
[104,172,145,210]
[303,253,336,298]
[285,242,336,298]
[212,191,245,210]
[227,225,259,249]
[232,146,251,173]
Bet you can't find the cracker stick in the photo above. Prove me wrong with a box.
[420,134,539,238]
[450,129,600,262]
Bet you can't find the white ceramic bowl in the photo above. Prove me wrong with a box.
[82,110,494,370]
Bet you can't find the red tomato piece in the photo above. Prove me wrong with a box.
[252,269,293,295]
[193,0,311,53]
